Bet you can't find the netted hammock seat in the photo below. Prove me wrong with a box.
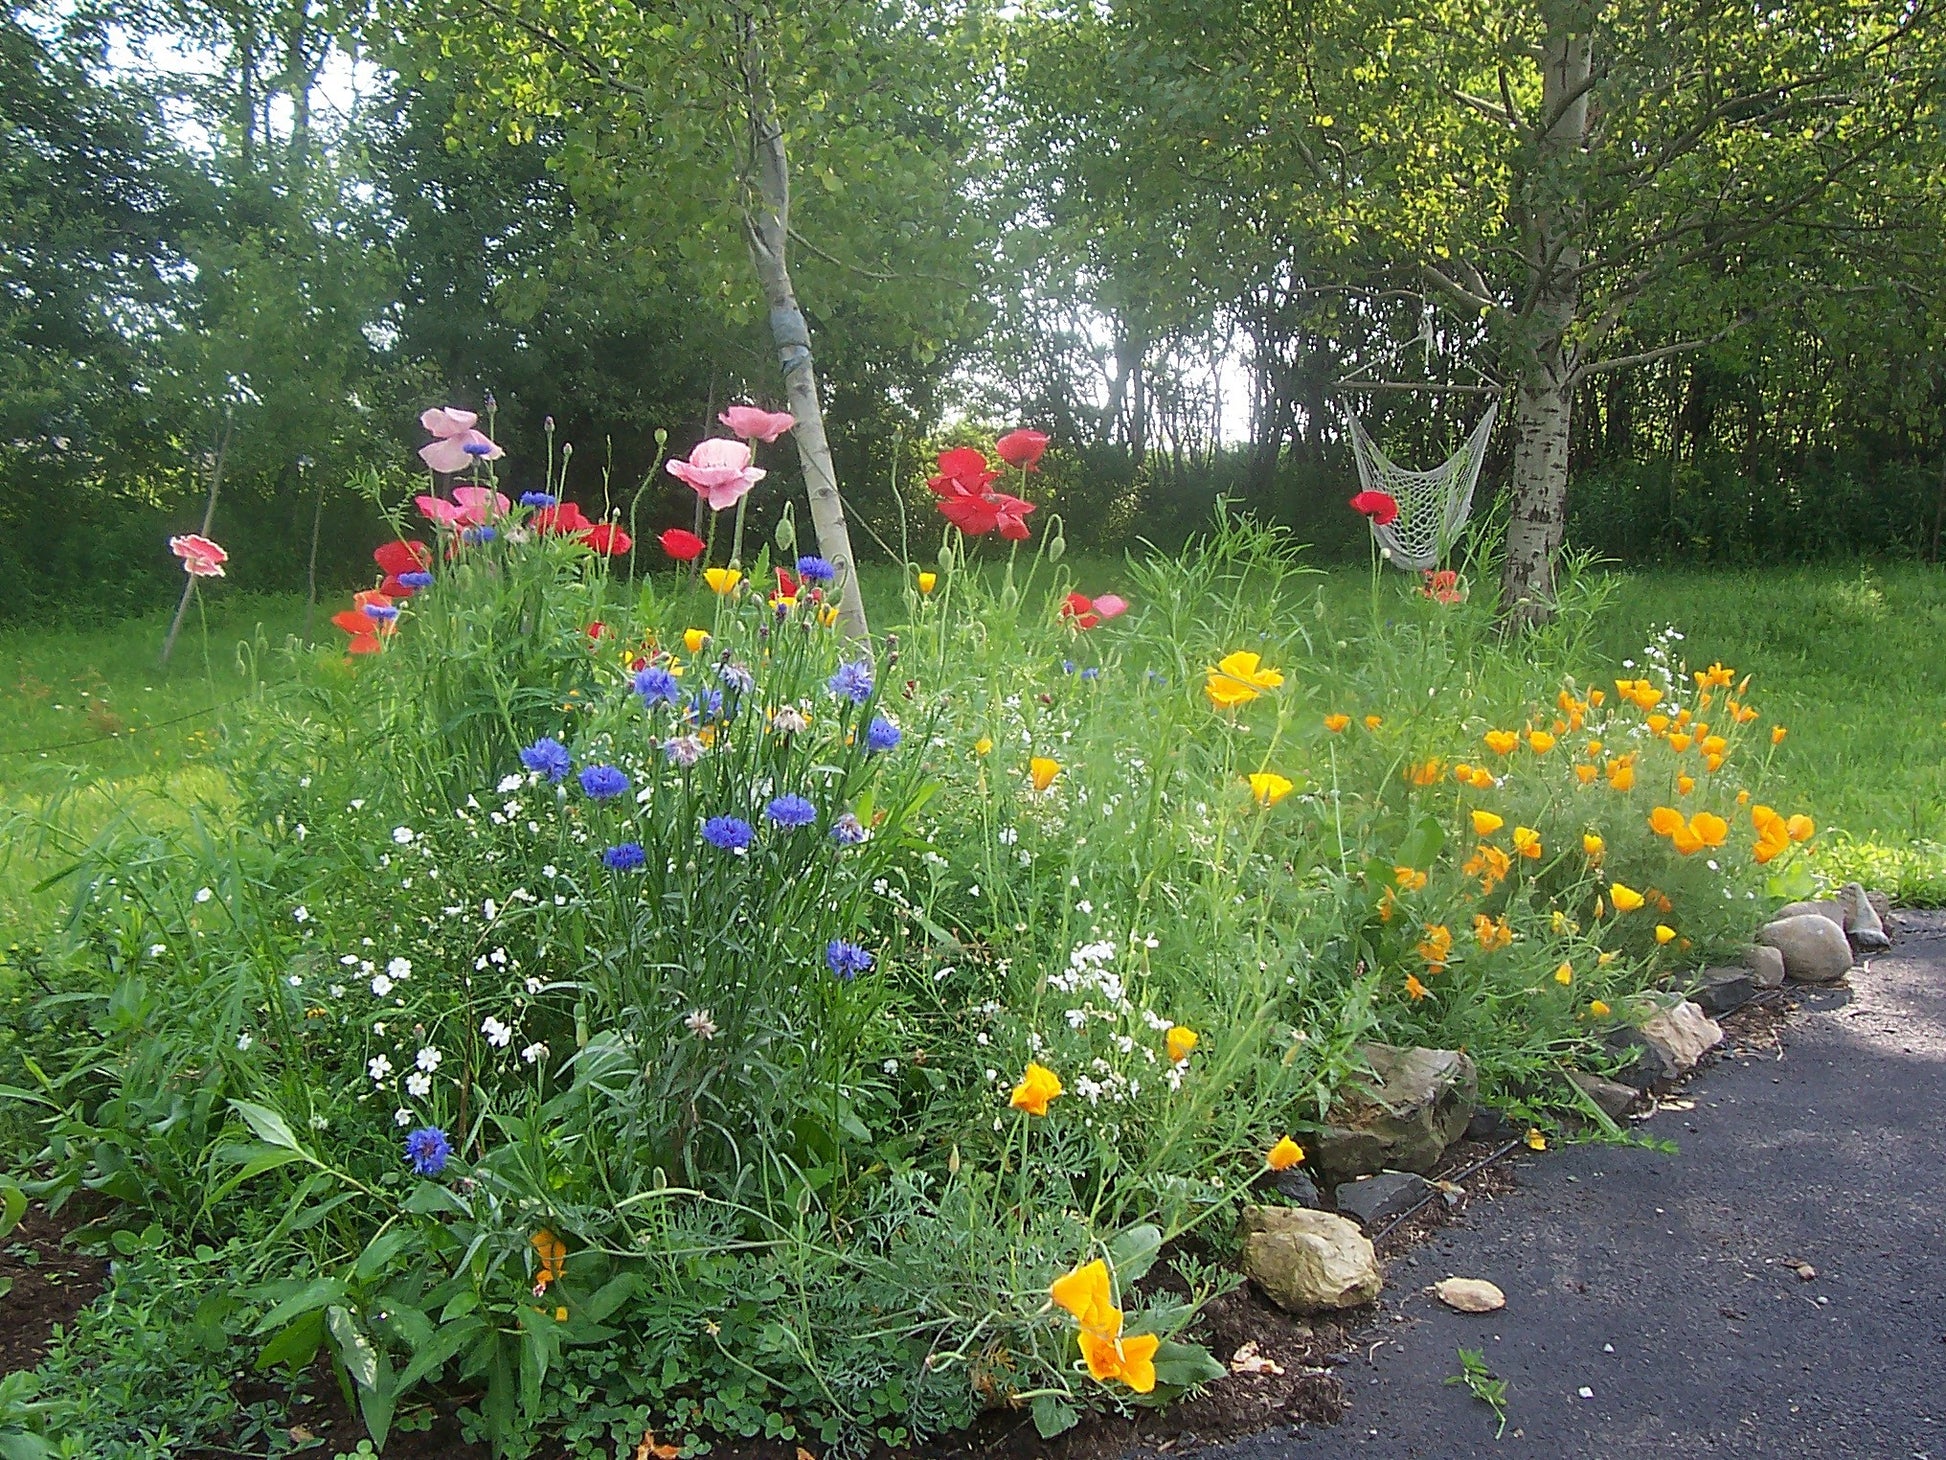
[1347,401,1500,571]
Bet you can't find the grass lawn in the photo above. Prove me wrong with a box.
[3,561,1942,915]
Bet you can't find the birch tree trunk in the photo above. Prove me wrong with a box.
[739,28,870,639]
[1499,8,1592,630]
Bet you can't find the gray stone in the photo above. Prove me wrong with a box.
[1465,1108,1520,1142]
[1866,889,1892,928]
[1741,943,1786,989]
[1309,1044,1478,1185]
[1566,1070,1639,1121]
[1836,883,1892,953]
[1239,1205,1382,1313]
[1334,1171,1433,1229]
[1268,1167,1322,1208]
[1756,913,1854,983]
[1774,897,1843,924]
[1692,965,1759,1017]
[1608,995,1724,1090]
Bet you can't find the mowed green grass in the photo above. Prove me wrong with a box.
[2,562,1942,917]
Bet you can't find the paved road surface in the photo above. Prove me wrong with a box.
[1219,910,1946,1460]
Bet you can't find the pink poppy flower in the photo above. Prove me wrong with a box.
[995,429,1049,471]
[1091,593,1129,620]
[418,406,505,474]
[667,438,766,512]
[169,534,228,577]
[718,405,797,443]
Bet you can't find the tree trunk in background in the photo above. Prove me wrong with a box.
[739,39,868,640]
[1499,6,1592,630]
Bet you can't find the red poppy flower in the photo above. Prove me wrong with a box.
[1349,490,1399,526]
[992,492,1037,541]
[533,501,592,535]
[1421,569,1463,605]
[372,539,431,595]
[586,621,607,641]
[580,524,631,555]
[927,446,997,497]
[659,528,707,561]
[995,429,1049,471]
[1060,592,1100,629]
[774,567,799,601]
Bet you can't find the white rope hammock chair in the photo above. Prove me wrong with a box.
[1347,401,1500,571]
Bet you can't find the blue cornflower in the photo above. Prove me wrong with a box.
[829,812,870,846]
[579,764,629,800]
[363,603,401,622]
[602,841,647,871]
[1061,659,1077,675]
[766,794,818,828]
[826,939,875,980]
[462,441,495,458]
[519,491,558,508]
[718,662,755,695]
[828,660,874,704]
[399,570,434,589]
[864,716,902,754]
[633,664,681,706]
[796,555,836,584]
[462,525,497,544]
[1081,666,1100,681]
[701,815,755,851]
[688,688,725,721]
[520,737,571,784]
[404,1126,451,1178]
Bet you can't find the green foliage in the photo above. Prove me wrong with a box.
[1446,1346,1509,1437]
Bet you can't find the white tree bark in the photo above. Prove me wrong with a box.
[1499,6,1592,629]
[739,28,870,639]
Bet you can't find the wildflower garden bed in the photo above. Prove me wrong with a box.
[0,425,1837,1459]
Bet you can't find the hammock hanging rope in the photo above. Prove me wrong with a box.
[1346,402,1499,571]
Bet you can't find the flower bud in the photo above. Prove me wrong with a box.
[1046,534,1066,562]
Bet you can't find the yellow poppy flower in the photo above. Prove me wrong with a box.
[1416,923,1453,970]
[1364,713,1384,731]
[1575,764,1599,785]
[1394,865,1428,891]
[1079,1328,1159,1393]
[974,736,993,756]
[1771,725,1787,744]
[1323,712,1351,733]
[1676,774,1695,795]
[1010,1062,1063,1116]
[704,567,742,595]
[1511,826,1542,859]
[1473,914,1513,951]
[1607,759,1636,791]
[1248,772,1294,807]
[1471,809,1505,836]
[1588,688,1606,707]
[1527,730,1556,753]
[1554,962,1573,985]
[1266,1136,1306,1171]
[1469,767,1496,790]
[1452,762,1474,783]
[1655,924,1677,944]
[1701,735,1728,757]
[1404,973,1430,1001]
[1647,714,1671,734]
[1786,813,1815,842]
[1050,1259,1116,1333]
[1029,756,1061,792]
[532,1230,567,1292]
[1483,729,1520,755]
[1406,759,1444,786]
[1589,999,1611,1017]
[1583,832,1605,859]
[1649,806,1685,837]
[1204,651,1284,710]
[1166,1025,1199,1063]
[1608,881,1646,912]
[1668,732,1693,753]
[1691,812,1728,847]
[917,571,937,594]
[1525,1128,1548,1151]
[1597,950,1618,966]
[683,627,709,654]
[816,604,839,626]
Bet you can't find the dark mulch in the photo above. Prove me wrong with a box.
[0,1205,108,1374]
